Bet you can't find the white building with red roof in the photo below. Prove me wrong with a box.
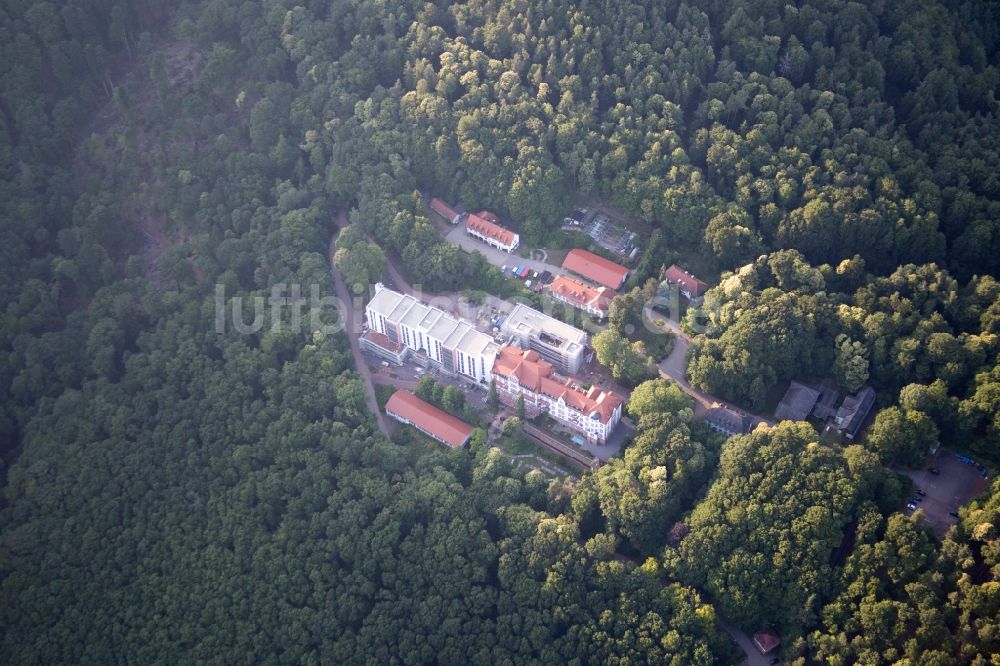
[492,346,623,443]
[663,264,707,301]
[548,275,612,319]
[465,211,519,253]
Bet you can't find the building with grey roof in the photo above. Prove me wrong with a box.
[500,302,588,374]
[774,381,822,422]
[834,386,876,441]
[812,385,840,420]
[705,405,761,437]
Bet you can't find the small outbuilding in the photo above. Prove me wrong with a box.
[752,631,780,655]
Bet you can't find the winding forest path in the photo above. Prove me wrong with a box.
[333,210,421,295]
[652,313,774,426]
[328,227,394,439]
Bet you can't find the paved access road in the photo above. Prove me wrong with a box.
[650,312,774,427]
[718,620,778,666]
[328,229,394,439]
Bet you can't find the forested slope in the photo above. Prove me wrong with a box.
[0,0,998,663]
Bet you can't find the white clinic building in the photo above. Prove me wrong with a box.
[362,284,497,383]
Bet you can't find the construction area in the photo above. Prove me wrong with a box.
[562,208,639,260]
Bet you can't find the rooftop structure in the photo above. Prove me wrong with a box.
[492,346,623,443]
[752,632,780,655]
[834,386,876,441]
[774,381,822,422]
[562,249,629,290]
[548,275,612,319]
[500,302,588,374]
[385,390,475,448]
[705,405,761,437]
[663,264,708,300]
[563,208,587,226]
[365,284,497,383]
[429,197,460,224]
[812,385,840,420]
[466,211,519,253]
[359,329,407,366]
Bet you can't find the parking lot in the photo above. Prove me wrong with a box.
[367,354,490,410]
[903,450,988,536]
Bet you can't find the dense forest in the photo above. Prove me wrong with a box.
[1,0,999,663]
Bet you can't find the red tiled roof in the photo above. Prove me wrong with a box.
[430,197,458,222]
[752,632,780,655]
[492,347,623,424]
[562,249,628,290]
[385,390,475,448]
[466,211,518,247]
[361,329,404,353]
[549,275,612,312]
[664,264,707,298]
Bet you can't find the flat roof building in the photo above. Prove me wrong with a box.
[562,249,629,290]
[500,302,588,374]
[385,390,475,448]
[364,284,497,383]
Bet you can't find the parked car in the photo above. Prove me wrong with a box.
[916,489,926,496]
[907,503,917,511]
[910,496,923,504]
[929,467,940,475]
[949,512,959,518]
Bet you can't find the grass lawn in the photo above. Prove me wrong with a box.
[634,319,675,360]
[392,425,449,459]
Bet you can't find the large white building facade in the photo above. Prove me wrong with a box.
[363,284,497,383]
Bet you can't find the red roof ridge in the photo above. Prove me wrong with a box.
[492,347,623,423]
[385,390,475,447]
[562,249,628,290]
[466,211,517,246]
